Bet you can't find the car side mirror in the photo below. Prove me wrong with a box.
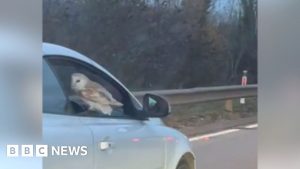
[142,94,170,118]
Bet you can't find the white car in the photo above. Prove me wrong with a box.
[43,43,195,169]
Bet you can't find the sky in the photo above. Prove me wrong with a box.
[209,0,242,24]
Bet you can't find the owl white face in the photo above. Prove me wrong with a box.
[71,73,89,92]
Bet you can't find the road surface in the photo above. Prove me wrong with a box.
[192,128,257,169]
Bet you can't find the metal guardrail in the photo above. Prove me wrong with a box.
[133,85,257,105]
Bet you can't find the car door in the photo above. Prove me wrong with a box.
[43,59,94,169]
[81,116,165,169]
[45,56,166,169]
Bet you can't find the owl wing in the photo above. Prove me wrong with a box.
[89,81,113,98]
[87,81,123,107]
[80,87,111,105]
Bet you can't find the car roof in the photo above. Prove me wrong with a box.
[42,42,112,75]
[43,42,93,63]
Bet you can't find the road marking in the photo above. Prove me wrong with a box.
[189,129,240,142]
[244,124,258,129]
[189,123,257,142]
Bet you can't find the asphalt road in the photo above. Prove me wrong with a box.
[192,128,257,169]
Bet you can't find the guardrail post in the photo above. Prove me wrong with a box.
[224,100,233,112]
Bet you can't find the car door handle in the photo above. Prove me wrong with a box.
[99,141,113,151]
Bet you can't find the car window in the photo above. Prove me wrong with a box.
[44,56,138,118]
[43,60,66,114]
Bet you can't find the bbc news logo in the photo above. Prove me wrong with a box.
[6,145,88,157]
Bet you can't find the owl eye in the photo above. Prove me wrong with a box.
[76,79,81,83]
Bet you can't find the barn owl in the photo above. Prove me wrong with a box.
[71,73,123,116]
